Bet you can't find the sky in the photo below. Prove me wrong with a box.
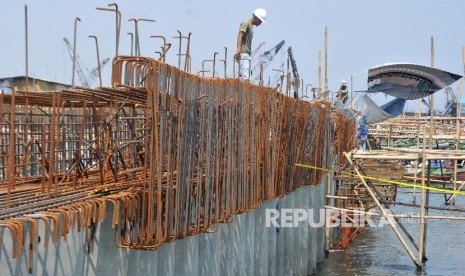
[1,0,464,111]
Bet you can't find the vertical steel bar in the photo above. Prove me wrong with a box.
[129,18,155,56]
[175,30,182,69]
[72,17,81,87]
[223,47,228,78]
[127,32,134,56]
[108,3,121,56]
[89,35,102,87]
[184,32,192,72]
[7,88,16,208]
[48,93,56,196]
[56,95,64,194]
[41,123,46,193]
[212,52,218,77]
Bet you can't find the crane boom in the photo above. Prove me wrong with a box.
[251,42,265,59]
[251,40,285,85]
[63,38,89,87]
[63,38,110,87]
[287,47,300,99]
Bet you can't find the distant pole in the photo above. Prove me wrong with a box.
[418,128,428,267]
[224,47,228,78]
[430,37,435,68]
[429,36,434,150]
[420,35,435,266]
[324,26,328,100]
[127,32,133,56]
[318,51,322,99]
[72,17,81,87]
[25,5,29,92]
[463,47,465,75]
[453,48,465,205]
[350,75,354,109]
[89,35,102,87]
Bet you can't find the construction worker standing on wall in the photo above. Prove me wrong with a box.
[234,8,267,81]
[336,80,349,105]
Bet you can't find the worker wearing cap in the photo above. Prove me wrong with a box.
[234,8,267,81]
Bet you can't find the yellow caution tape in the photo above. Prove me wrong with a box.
[294,162,465,196]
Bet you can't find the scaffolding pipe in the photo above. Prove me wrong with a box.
[343,152,420,268]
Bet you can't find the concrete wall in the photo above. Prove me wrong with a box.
[0,184,327,276]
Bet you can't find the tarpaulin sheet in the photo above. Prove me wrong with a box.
[367,63,461,100]
[361,94,406,124]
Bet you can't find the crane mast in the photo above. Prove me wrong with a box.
[63,38,109,87]
[287,47,300,99]
[63,38,89,87]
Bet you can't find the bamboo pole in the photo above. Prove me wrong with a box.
[426,40,434,254]
[429,37,434,150]
[326,206,465,220]
[453,48,465,204]
[25,5,29,92]
[350,75,354,109]
[327,196,465,212]
[447,180,465,204]
[355,160,421,252]
[318,51,322,99]
[286,55,290,97]
[388,124,392,147]
[453,78,462,205]
[324,26,328,100]
[412,155,419,205]
[325,104,332,254]
[417,98,421,117]
[418,128,427,265]
[383,199,465,212]
[413,122,421,204]
[343,152,420,267]
[383,147,465,154]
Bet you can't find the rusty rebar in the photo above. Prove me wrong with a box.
[89,35,102,87]
[127,32,133,56]
[128,18,155,56]
[0,56,355,257]
[96,3,121,56]
[72,17,81,87]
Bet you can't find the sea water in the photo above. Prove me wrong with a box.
[319,188,465,275]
